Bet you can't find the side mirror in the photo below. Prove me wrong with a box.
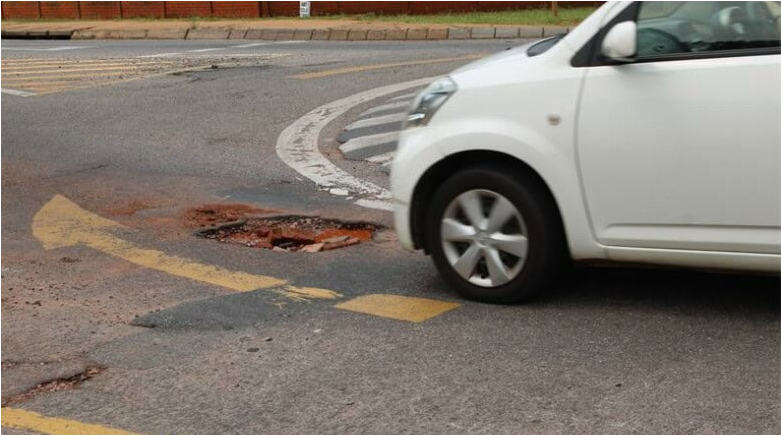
[601,21,637,63]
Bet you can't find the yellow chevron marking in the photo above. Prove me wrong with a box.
[3,64,168,73]
[32,195,341,301]
[2,408,149,435]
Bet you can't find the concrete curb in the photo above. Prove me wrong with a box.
[2,25,567,41]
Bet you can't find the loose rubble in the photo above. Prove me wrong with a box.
[196,215,380,253]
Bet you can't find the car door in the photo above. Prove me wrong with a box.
[575,1,781,255]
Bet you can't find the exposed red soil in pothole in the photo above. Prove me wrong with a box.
[196,215,381,252]
[182,203,278,228]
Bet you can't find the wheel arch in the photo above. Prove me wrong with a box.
[409,150,568,255]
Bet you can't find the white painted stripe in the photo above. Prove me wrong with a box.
[199,53,289,58]
[136,52,181,58]
[339,131,399,160]
[367,152,396,164]
[137,52,291,59]
[1,88,36,97]
[386,92,419,103]
[2,46,88,52]
[355,199,394,211]
[136,40,300,58]
[275,76,437,211]
[231,42,271,48]
[345,112,406,131]
[187,47,224,53]
[359,100,411,118]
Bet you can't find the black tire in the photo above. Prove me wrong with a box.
[425,165,565,303]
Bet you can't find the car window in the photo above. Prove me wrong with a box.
[636,1,781,57]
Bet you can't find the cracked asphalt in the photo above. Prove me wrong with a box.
[1,39,779,435]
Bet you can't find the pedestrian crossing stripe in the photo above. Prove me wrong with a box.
[1,57,181,95]
[1,54,288,96]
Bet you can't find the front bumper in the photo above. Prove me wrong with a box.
[392,200,415,250]
[390,120,446,252]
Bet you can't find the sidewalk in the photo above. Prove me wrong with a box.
[1,18,569,41]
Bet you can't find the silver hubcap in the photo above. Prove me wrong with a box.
[440,189,528,288]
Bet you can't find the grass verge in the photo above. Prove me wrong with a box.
[307,7,597,26]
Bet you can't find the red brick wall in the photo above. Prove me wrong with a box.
[327,2,407,16]
[120,1,164,18]
[39,1,80,19]
[1,1,41,19]
[409,2,478,14]
[309,1,339,16]
[79,1,121,19]
[162,1,212,18]
[267,1,298,17]
[2,1,602,19]
[211,1,260,18]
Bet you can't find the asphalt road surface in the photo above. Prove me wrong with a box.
[2,39,779,435]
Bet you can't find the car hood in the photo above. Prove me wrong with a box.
[451,40,533,74]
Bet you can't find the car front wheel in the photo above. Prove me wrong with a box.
[425,165,564,303]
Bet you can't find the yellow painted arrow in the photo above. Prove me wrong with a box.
[32,194,340,301]
[2,408,147,435]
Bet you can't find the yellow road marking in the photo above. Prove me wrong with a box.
[335,294,462,322]
[3,71,142,82]
[3,84,95,94]
[1,59,191,96]
[2,83,91,91]
[1,58,154,64]
[290,54,484,79]
[32,195,340,301]
[4,67,156,76]
[1,408,148,435]
[2,62,170,71]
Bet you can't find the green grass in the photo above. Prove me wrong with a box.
[310,7,597,26]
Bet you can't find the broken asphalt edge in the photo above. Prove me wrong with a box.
[1,25,569,41]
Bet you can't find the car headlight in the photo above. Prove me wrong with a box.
[403,77,457,129]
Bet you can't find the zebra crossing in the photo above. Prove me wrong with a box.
[336,91,420,174]
[1,53,287,97]
[0,57,185,96]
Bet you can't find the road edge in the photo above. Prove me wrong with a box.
[1,25,570,41]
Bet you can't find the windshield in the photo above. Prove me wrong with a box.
[527,34,564,57]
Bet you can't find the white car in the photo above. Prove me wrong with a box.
[391,1,781,303]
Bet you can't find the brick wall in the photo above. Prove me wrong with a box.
[120,1,164,18]
[211,1,260,18]
[79,1,121,19]
[1,2,41,18]
[2,1,600,19]
[39,2,80,19]
[162,1,212,18]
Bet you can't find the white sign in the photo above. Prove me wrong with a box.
[299,1,311,17]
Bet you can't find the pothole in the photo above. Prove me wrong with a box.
[1,366,105,407]
[196,215,381,253]
[183,203,278,229]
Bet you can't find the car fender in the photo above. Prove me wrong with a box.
[428,119,604,259]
